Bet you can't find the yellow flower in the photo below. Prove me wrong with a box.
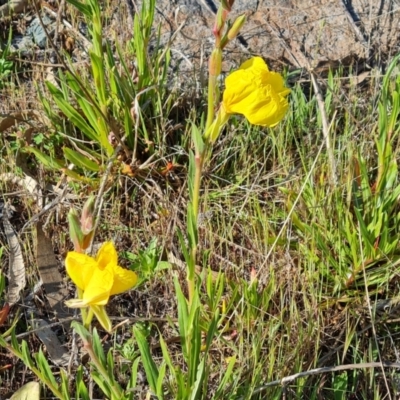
[65,241,138,331]
[222,57,290,127]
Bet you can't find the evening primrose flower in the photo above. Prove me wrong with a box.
[222,57,290,127]
[205,57,290,143]
[65,241,138,331]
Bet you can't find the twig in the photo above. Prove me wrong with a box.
[240,362,400,398]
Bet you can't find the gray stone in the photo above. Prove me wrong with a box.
[149,0,400,75]
[26,15,53,49]
[10,33,34,52]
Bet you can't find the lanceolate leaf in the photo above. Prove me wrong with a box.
[24,146,64,170]
[63,147,100,172]
[46,81,99,143]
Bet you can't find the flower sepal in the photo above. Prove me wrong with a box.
[91,305,112,333]
[65,298,91,308]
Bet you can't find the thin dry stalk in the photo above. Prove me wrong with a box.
[246,361,400,397]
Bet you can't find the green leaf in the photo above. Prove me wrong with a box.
[188,151,195,201]
[90,51,107,107]
[213,356,236,399]
[92,328,107,365]
[174,277,189,359]
[190,359,205,400]
[156,362,166,399]
[187,300,202,388]
[65,0,92,16]
[106,349,115,384]
[63,147,100,172]
[333,372,348,400]
[21,341,34,369]
[76,366,90,400]
[159,335,176,382]
[35,348,58,387]
[176,229,191,271]
[71,321,91,341]
[24,147,64,170]
[46,81,99,143]
[127,358,141,400]
[64,73,100,130]
[187,203,198,262]
[60,369,72,400]
[62,168,98,184]
[133,325,159,394]
[191,124,204,155]
[91,371,112,399]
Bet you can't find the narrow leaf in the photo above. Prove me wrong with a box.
[63,148,100,172]
[133,325,159,393]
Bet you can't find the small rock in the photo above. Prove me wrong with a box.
[26,15,53,49]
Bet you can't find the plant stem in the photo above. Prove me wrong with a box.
[206,76,216,131]
[85,307,94,329]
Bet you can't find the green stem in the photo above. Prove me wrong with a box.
[206,76,217,131]
[77,287,88,326]
[84,307,94,330]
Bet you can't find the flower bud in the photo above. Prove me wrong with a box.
[250,267,258,286]
[220,0,234,12]
[81,196,96,235]
[213,7,226,39]
[81,230,95,251]
[68,208,84,252]
[209,48,222,77]
[227,14,246,41]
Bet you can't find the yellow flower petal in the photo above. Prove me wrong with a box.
[110,265,138,296]
[82,265,114,305]
[96,241,118,270]
[65,241,138,315]
[66,252,98,290]
[222,56,290,127]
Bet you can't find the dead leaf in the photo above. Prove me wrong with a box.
[10,381,40,400]
[0,303,10,326]
[2,204,25,306]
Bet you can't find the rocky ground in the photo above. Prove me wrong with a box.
[155,0,400,73]
[1,0,399,75]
